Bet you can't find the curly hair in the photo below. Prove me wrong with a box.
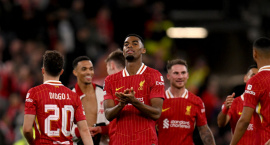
[43,50,64,76]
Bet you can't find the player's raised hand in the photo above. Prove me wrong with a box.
[225,92,235,109]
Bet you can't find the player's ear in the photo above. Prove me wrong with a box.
[253,49,257,61]
[111,61,116,70]
[166,73,170,80]
[244,74,248,83]
[42,67,45,74]
[60,69,64,75]
[73,69,77,76]
[141,47,146,54]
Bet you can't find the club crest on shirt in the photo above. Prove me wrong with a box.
[138,80,145,90]
[185,105,191,115]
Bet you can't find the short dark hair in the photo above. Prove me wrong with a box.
[43,50,64,76]
[253,37,270,50]
[125,34,144,44]
[166,59,188,72]
[105,49,125,68]
[72,56,91,69]
[246,64,257,73]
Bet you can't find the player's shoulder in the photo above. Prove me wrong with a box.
[94,83,104,93]
[145,66,162,74]
[234,96,243,101]
[105,70,123,81]
[95,84,103,89]
[187,91,204,104]
[249,71,269,83]
[28,84,45,93]
[60,86,78,97]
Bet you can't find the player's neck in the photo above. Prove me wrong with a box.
[125,59,143,76]
[43,75,60,83]
[170,86,186,98]
[257,60,270,70]
[77,81,93,92]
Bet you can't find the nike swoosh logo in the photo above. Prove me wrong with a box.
[116,86,124,91]
[238,112,242,115]
[162,108,170,112]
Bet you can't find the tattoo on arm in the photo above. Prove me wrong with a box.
[198,125,216,145]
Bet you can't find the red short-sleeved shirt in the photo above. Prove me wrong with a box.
[25,80,85,145]
[104,64,165,145]
[157,88,207,145]
[244,66,270,145]
[226,95,255,145]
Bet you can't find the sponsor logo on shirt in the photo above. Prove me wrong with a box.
[238,112,242,115]
[163,119,191,129]
[116,86,124,91]
[163,118,169,129]
[127,97,144,105]
[171,120,190,129]
[138,80,145,90]
[26,98,33,102]
[185,105,191,115]
[245,90,256,95]
[162,107,170,112]
[156,81,164,85]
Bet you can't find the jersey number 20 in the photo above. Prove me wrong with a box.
[45,104,74,137]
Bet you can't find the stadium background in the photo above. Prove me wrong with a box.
[0,0,269,144]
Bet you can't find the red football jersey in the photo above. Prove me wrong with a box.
[24,80,86,145]
[227,95,255,145]
[244,65,270,145]
[157,88,207,145]
[104,63,165,145]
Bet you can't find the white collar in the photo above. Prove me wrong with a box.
[165,87,188,99]
[43,80,63,86]
[122,63,147,77]
[258,65,270,72]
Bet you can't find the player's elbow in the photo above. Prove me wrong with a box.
[238,118,250,128]
[23,126,32,136]
[151,110,162,120]
[105,111,114,121]
[152,114,161,120]
[217,120,226,128]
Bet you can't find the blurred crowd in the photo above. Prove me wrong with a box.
[0,0,245,144]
